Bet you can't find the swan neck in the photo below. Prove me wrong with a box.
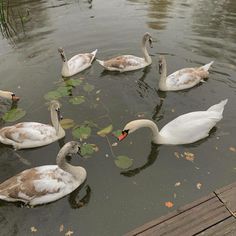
[142,38,152,64]
[0,90,11,100]
[159,61,167,90]
[50,108,64,137]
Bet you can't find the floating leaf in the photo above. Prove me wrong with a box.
[229,147,236,152]
[44,90,62,100]
[60,119,75,129]
[112,130,122,138]
[174,152,180,159]
[72,125,91,139]
[97,124,113,137]
[59,224,64,232]
[69,96,85,105]
[165,201,174,208]
[196,183,202,189]
[30,226,37,233]
[66,78,82,87]
[175,182,181,187]
[56,86,71,96]
[81,143,98,156]
[184,152,195,162]
[83,83,95,93]
[65,230,74,236]
[2,108,26,122]
[115,155,133,169]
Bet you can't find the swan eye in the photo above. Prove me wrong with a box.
[11,93,15,97]
[122,130,129,135]
[159,62,162,73]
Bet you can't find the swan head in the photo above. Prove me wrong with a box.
[158,55,166,74]
[0,90,20,102]
[143,32,153,48]
[58,47,66,62]
[50,100,63,121]
[65,141,81,155]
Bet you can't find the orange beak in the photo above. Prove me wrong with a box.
[118,132,128,141]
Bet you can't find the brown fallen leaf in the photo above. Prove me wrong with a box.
[184,152,195,162]
[65,230,74,236]
[165,201,174,208]
[30,226,37,233]
[59,224,64,232]
[196,183,202,189]
[229,147,236,152]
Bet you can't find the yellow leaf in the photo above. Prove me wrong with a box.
[97,125,113,137]
[165,201,174,208]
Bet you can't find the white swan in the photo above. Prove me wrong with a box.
[0,141,87,206]
[58,47,97,77]
[0,100,65,150]
[158,55,214,91]
[118,99,228,145]
[0,90,20,102]
[96,32,153,72]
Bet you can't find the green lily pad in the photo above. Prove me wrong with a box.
[69,96,85,105]
[56,86,71,96]
[44,91,62,100]
[83,83,95,93]
[2,108,26,122]
[112,130,122,138]
[80,143,98,157]
[60,118,75,129]
[66,79,83,87]
[97,124,113,137]
[72,125,91,139]
[115,155,133,169]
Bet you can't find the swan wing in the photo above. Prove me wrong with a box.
[159,111,222,144]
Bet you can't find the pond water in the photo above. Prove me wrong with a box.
[0,0,235,235]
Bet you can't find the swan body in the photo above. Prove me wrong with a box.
[58,48,97,77]
[0,141,87,205]
[0,100,65,150]
[0,90,20,102]
[118,99,228,145]
[96,32,153,72]
[158,55,214,91]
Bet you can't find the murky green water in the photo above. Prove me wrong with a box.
[0,0,235,235]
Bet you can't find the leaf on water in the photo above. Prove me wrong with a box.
[72,125,91,140]
[2,108,26,122]
[69,96,85,105]
[97,124,113,137]
[80,143,98,156]
[229,147,236,152]
[112,142,118,147]
[60,119,75,129]
[96,90,101,94]
[83,83,95,93]
[83,120,98,128]
[165,201,174,208]
[184,152,195,162]
[44,90,62,100]
[174,152,180,159]
[112,130,122,138]
[59,224,64,232]
[175,182,181,187]
[196,183,202,189]
[115,155,133,169]
[66,78,82,87]
[65,230,74,236]
[30,226,37,233]
[56,86,71,96]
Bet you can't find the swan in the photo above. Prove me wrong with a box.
[96,32,153,72]
[0,141,87,206]
[158,55,214,91]
[118,99,228,145]
[0,100,65,150]
[58,47,97,77]
[0,90,20,102]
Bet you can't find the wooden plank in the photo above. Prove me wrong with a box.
[196,216,236,236]
[124,194,215,236]
[215,182,236,216]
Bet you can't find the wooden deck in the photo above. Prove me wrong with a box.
[125,181,236,236]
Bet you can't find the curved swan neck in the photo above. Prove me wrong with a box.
[131,119,160,143]
[159,59,167,90]
[142,37,152,64]
[50,108,64,137]
[0,90,12,100]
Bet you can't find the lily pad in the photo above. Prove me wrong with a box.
[80,143,98,157]
[2,108,26,122]
[112,130,122,138]
[115,155,133,169]
[69,96,85,105]
[83,83,95,93]
[60,118,75,129]
[66,79,83,87]
[97,124,113,137]
[72,125,91,139]
[56,86,71,96]
[44,91,62,100]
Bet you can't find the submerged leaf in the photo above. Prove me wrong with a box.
[44,90,62,100]
[83,83,95,93]
[72,125,91,139]
[69,96,85,105]
[97,124,113,137]
[66,78,82,87]
[80,143,98,156]
[60,119,75,129]
[2,108,26,122]
[115,155,133,169]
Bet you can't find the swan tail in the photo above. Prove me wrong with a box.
[200,61,214,71]
[91,49,98,61]
[207,99,228,115]
[96,59,105,67]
